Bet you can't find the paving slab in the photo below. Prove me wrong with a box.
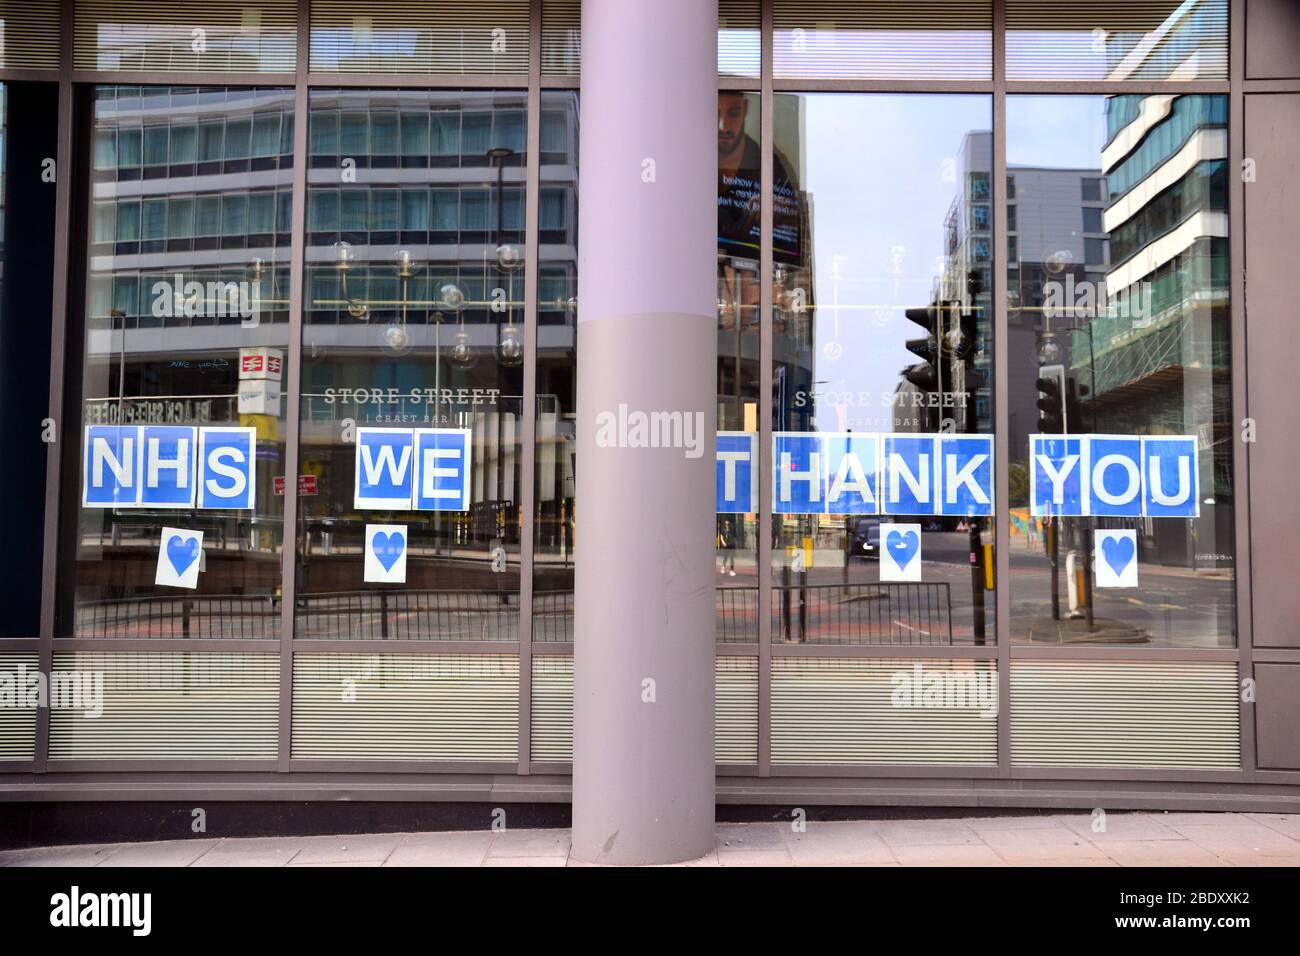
[5,813,1299,867]
[97,840,219,868]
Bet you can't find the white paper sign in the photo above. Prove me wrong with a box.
[155,527,204,589]
[879,522,922,582]
[1094,529,1138,588]
[364,524,408,584]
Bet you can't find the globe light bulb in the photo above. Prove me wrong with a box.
[451,330,477,369]
[383,324,412,355]
[1039,338,1062,364]
[440,283,466,311]
[497,323,524,366]
[495,243,523,272]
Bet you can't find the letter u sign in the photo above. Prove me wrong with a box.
[1030,434,1199,518]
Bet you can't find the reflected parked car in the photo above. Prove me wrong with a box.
[851,517,881,560]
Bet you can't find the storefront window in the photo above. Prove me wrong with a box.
[61,86,294,639]
[533,91,578,643]
[771,93,996,646]
[296,89,526,640]
[1006,94,1233,647]
[716,91,762,643]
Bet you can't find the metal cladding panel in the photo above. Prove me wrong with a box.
[0,652,39,760]
[74,0,298,73]
[0,1,61,69]
[310,0,529,74]
[530,656,758,765]
[1011,660,1240,769]
[771,658,999,766]
[48,651,279,760]
[293,653,519,761]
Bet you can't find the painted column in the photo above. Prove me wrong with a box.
[572,0,718,865]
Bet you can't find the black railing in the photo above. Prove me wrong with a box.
[771,582,955,645]
[75,595,280,639]
[295,590,519,641]
[72,581,955,644]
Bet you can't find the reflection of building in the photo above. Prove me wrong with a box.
[1089,93,1230,566]
[942,130,1108,452]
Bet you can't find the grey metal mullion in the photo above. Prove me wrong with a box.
[516,0,543,777]
[992,0,1013,780]
[1228,0,1255,781]
[34,0,77,773]
[757,0,774,778]
[276,1,311,773]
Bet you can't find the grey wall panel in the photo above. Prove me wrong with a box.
[1247,0,1300,79]
[1245,93,1300,648]
[1255,664,1300,769]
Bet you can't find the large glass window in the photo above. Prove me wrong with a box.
[1006,95,1232,648]
[532,91,579,644]
[61,86,294,639]
[296,90,527,640]
[771,93,996,646]
[716,91,763,643]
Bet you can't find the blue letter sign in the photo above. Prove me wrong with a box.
[716,432,757,514]
[1030,434,1198,517]
[83,425,258,510]
[354,427,473,512]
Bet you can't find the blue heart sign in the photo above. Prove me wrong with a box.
[880,523,922,582]
[1094,529,1138,588]
[372,531,406,572]
[365,524,408,583]
[155,526,204,589]
[167,535,200,575]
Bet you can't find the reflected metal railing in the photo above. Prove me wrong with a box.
[771,582,955,645]
[73,583,955,644]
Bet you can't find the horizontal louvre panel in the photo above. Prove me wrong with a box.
[530,655,573,761]
[540,0,579,77]
[310,1,529,74]
[1011,660,1239,769]
[49,651,278,760]
[0,652,39,760]
[716,656,759,764]
[718,0,760,79]
[74,0,297,73]
[0,1,60,69]
[772,658,998,766]
[1007,0,1228,81]
[542,1,760,78]
[293,653,519,761]
[529,656,759,765]
[774,1,992,80]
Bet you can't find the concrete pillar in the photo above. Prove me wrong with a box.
[572,0,718,865]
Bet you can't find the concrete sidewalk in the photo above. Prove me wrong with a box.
[3,811,1300,866]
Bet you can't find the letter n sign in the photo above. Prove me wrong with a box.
[83,425,196,508]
